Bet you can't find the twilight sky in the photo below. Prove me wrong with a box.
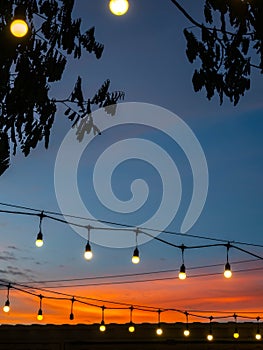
[0,0,263,326]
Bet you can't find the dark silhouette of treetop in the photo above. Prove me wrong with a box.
[171,0,263,105]
[1,1,262,175]
[0,0,124,175]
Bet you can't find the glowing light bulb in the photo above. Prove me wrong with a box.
[128,323,135,333]
[100,321,106,332]
[207,334,213,341]
[178,264,186,280]
[156,327,163,335]
[3,300,10,313]
[84,242,93,260]
[184,329,190,337]
[256,333,262,340]
[35,231,43,247]
[224,262,232,278]
[109,0,129,16]
[233,330,239,339]
[132,247,140,264]
[37,309,43,321]
[10,19,28,37]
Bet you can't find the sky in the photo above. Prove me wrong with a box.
[0,0,263,327]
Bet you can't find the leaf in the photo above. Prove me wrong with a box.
[0,131,10,176]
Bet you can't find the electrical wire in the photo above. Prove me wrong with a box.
[1,201,263,247]
[0,279,262,322]
[11,257,262,286]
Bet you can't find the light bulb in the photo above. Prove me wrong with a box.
[256,333,262,340]
[84,242,93,260]
[3,300,10,313]
[109,0,129,16]
[35,231,43,247]
[184,329,190,337]
[178,264,186,280]
[37,309,43,321]
[100,321,106,332]
[156,327,163,336]
[207,334,213,341]
[132,247,140,264]
[224,262,232,278]
[10,19,28,37]
[233,330,239,339]
[128,323,135,333]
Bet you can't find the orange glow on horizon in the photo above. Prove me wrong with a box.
[0,271,262,325]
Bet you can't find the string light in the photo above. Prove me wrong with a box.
[35,212,44,248]
[224,243,232,278]
[207,316,214,341]
[233,314,239,339]
[156,309,163,335]
[99,306,106,332]
[109,0,129,16]
[37,295,43,321]
[178,245,186,280]
[1,203,263,291]
[10,6,29,38]
[0,280,263,341]
[256,316,262,340]
[69,297,75,320]
[3,284,11,313]
[84,226,93,261]
[128,306,135,333]
[184,312,190,336]
[132,229,140,264]
[10,19,28,37]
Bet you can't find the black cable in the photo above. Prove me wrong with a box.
[1,201,263,247]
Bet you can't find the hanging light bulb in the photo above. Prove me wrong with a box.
[233,328,239,339]
[69,298,75,320]
[128,306,135,332]
[128,322,135,333]
[224,262,232,278]
[178,264,186,280]
[233,314,239,338]
[224,243,232,278]
[178,245,186,280]
[35,212,44,247]
[10,5,29,38]
[156,324,163,335]
[207,316,213,341]
[184,312,190,336]
[100,320,106,332]
[84,241,93,260]
[37,308,43,321]
[156,309,163,335]
[256,317,262,340]
[132,247,140,264]
[109,0,129,16]
[35,231,43,247]
[99,306,106,331]
[3,299,10,313]
[10,19,28,37]
[37,295,43,321]
[207,333,213,341]
[3,285,11,313]
[256,333,262,340]
[132,229,140,264]
[84,226,93,260]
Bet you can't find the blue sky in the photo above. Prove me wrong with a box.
[0,0,263,324]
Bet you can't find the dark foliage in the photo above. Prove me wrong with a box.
[0,0,124,175]
[182,0,263,105]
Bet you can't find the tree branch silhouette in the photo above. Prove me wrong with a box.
[170,0,263,105]
[0,0,124,175]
